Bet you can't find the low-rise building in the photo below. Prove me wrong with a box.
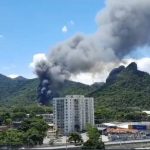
[98,122,150,141]
[47,123,57,139]
[36,113,53,124]
[0,126,9,132]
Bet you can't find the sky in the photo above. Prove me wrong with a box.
[0,0,150,84]
[0,0,105,79]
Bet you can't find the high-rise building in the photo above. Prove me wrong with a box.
[53,95,94,135]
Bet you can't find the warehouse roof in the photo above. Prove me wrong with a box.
[107,128,138,134]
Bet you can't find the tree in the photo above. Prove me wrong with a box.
[0,112,11,124]
[68,133,83,145]
[12,112,26,121]
[0,129,23,147]
[19,116,49,146]
[87,124,100,141]
[23,128,43,146]
[82,125,105,150]
[19,119,31,132]
[4,118,12,127]
[30,117,49,137]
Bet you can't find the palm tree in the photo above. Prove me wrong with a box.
[68,132,83,145]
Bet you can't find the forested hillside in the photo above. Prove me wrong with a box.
[0,62,150,111]
[0,75,94,107]
[90,62,150,109]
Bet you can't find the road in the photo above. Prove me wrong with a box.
[31,145,81,149]
[105,138,150,145]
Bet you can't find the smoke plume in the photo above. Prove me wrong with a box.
[33,0,150,104]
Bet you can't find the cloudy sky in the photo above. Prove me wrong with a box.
[0,0,150,84]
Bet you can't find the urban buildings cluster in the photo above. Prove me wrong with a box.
[32,95,150,143]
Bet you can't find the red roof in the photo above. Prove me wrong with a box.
[107,128,138,134]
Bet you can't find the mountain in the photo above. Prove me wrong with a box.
[0,74,94,107]
[0,75,38,107]
[13,76,27,81]
[0,62,150,109]
[91,82,105,89]
[90,62,150,110]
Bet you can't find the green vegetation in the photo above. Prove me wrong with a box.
[0,75,39,107]
[68,132,83,145]
[0,75,94,107]
[95,106,149,123]
[0,62,150,123]
[91,62,150,110]
[91,63,150,122]
[82,125,105,150]
[0,105,52,125]
[20,116,49,146]
[0,102,52,146]
[0,129,23,147]
[1,62,150,112]
[0,62,150,148]
[0,105,50,148]
[0,115,49,148]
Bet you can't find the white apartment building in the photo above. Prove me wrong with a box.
[53,95,94,135]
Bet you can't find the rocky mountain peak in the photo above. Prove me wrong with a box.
[126,62,137,71]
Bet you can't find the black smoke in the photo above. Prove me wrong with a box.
[35,60,60,105]
[38,78,51,105]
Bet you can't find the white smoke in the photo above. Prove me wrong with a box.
[30,53,48,70]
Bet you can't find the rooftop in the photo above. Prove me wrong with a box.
[107,128,138,134]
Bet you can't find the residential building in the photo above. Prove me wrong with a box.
[47,123,57,139]
[53,95,94,135]
[36,113,53,124]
